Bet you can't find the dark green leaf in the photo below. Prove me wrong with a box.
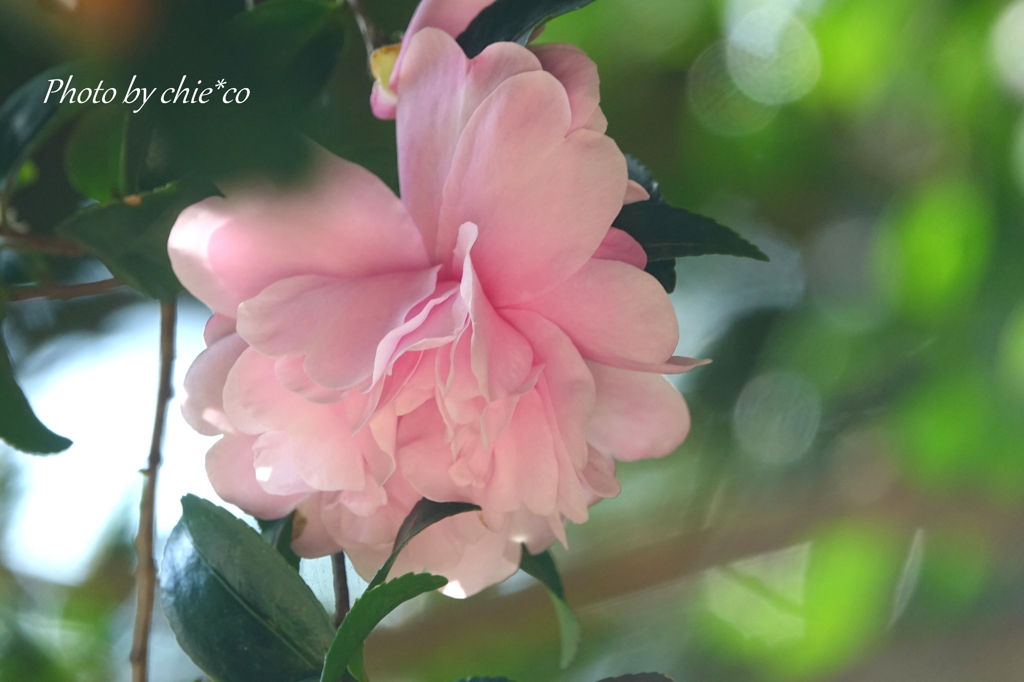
[58,179,216,300]
[160,495,334,682]
[320,572,448,682]
[613,202,769,263]
[0,307,71,454]
[258,512,301,571]
[519,547,581,669]
[232,0,347,103]
[519,546,565,599]
[65,105,128,203]
[596,675,676,682]
[455,678,517,682]
[367,499,480,591]
[457,0,596,58]
[644,259,677,294]
[0,64,72,186]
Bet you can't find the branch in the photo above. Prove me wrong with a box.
[130,300,177,682]
[332,551,351,627]
[5,278,123,302]
[344,0,384,56]
[364,483,1024,678]
[0,228,84,257]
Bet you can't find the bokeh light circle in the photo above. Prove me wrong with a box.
[991,0,1024,97]
[733,370,822,465]
[726,8,822,105]
[688,41,778,136]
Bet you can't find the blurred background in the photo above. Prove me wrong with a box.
[2,0,1024,679]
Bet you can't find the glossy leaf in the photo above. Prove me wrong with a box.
[0,307,71,454]
[519,547,581,669]
[0,64,72,186]
[618,156,766,294]
[455,678,516,682]
[65,105,128,203]
[596,675,676,682]
[258,512,301,571]
[320,572,448,682]
[457,0,596,57]
[160,495,334,682]
[58,179,216,300]
[367,498,480,591]
[613,202,769,263]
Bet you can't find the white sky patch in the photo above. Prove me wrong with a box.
[3,302,234,585]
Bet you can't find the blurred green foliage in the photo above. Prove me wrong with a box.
[2,0,1024,680]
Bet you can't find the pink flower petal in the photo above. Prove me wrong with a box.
[252,431,316,496]
[223,348,392,492]
[460,241,535,400]
[438,70,628,305]
[396,29,542,256]
[582,446,621,499]
[236,268,440,391]
[182,332,247,436]
[530,43,607,134]
[370,80,397,119]
[397,403,466,504]
[505,308,595,469]
[623,180,651,205]
[491,389,560,517]
[203,313,236,345]
[405,517,521,598]
[168,148,428,315]
[205,434,306,519]
[521,258,679,366]
[291,494,345,558]
[592,227,648,270]
[601,355,711,375]
[586,361,691,462]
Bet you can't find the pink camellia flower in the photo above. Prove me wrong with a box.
[370,0,495,119]
[369,0,593,130]
[170,27,702,597]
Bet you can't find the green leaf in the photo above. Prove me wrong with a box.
[643,259,677,294]
[366,498,480,591]
[613,202,769,263]
[65,105,128,203]
[160,495,335,682]
[346,647,368,682]
[58,179,216,300]
[596,675,676,682]
[0,307,71,454]
[232,0,346,103]
[457,0,596,58]
[258,512,301,571]
[340,499,476,682]
[519,547,581,669]
[320,572,448,682]
[0,64,72,186]
[455,678,517,682]
[617,155,767,294]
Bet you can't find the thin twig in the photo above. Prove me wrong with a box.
[6,278,123,302]
[332,551,351,627]
[344,0,384,56]
[130,300,177,682]
[0,228,85,257]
